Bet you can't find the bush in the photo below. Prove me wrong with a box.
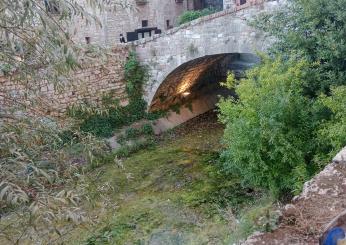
[218,57,318,197]
[80,115,114,138]
[125,127,141,139]
[316,86,346,161]
[178,8,217,25]
[141,123,154,136]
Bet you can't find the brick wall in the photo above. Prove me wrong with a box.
[0,46,129,117]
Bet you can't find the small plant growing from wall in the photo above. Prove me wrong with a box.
[124,51,148,103]
[178,8,218,25]
[150,48,157,57]
[188,43,199,55]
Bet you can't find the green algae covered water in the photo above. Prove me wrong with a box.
[66,112,277,245]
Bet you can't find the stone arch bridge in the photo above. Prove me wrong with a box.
[132,0,283,130]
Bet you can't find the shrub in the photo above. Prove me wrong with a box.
[178,8,217,25]
[80,115,114,138]
[316,86,346,161]
[125,127,141,139]
[0,116,109,242]
[141,123,154,136]
[218,56,318,197]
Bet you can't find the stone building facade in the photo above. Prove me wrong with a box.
[71,0,225,46]
[223,0,262,10]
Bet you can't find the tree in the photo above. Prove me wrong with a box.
[0,1,127,243]
[218,57,317,197]
[0,0,127,84]
[219,0,346,197]
[252,0,346,96]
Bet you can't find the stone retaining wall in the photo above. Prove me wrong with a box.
[244,146,346,244]
[0,46,129,117]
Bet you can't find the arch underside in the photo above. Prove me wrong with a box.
[149,53,259,112]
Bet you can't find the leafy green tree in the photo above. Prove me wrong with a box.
[252,0,346,96]
[218,57,318,196]
[316,86,346,160]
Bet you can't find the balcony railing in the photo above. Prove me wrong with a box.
[135,0,148,5]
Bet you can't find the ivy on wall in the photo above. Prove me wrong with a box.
[125,51,148,102]
[69,51,162,137]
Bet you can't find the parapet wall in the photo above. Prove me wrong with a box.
[0,46,129,117]
[131,0,271,47]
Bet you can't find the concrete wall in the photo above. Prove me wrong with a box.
[0,47,129,117]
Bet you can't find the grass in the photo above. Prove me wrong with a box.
[60,115,278,244]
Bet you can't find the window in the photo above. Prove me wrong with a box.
[166,20,170,28]
[240,0,247,5]
[85,37,91,44]
[44,0,60,14]
[142,20,148,28]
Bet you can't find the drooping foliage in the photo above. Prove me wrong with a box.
[0,0,127,79]
[0,116,110,243]
[0,1,130,242]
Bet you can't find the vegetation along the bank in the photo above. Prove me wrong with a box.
[1,0,346,244]
[218,0,346,197]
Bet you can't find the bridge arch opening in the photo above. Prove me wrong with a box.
[149,53,260,132]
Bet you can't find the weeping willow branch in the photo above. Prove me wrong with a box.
[0,0,129,83]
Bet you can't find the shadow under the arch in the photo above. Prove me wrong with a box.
[149,53,260,133]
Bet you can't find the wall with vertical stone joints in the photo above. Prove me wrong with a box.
[0,46,130,117]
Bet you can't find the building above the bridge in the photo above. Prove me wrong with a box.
[69,0,243,46]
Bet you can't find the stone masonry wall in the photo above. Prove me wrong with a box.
[0,46,129,117]
[71,0,189,46]
[134,0,283,106]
